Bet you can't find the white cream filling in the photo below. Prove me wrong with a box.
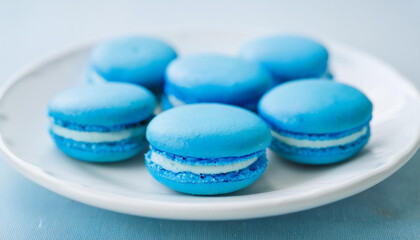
[50,124,146,143]
[150,151,258,174]
[167,94,186,107]
[271,126,368,148]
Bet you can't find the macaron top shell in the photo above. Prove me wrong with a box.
[258,80,372,134]
[239,35,328,81]
[146,104,272,158]
[165,54,272,104]
[48,83,156,126]
[90,36,177,90]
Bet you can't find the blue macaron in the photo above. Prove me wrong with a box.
[145,104,272,195]
[239,35,329,84]
[258,80,372,165]
[163,53,273,110]
[87,36,177,92]
[48,83,156,162]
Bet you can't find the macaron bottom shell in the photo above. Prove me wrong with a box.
[51,133,147,162]
[145,153,268,195]
[270,127,370,165]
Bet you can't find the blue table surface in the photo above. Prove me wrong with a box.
[1,0,420,239]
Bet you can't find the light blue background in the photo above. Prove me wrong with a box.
[1,1,420,239]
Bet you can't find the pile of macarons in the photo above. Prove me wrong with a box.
[48,34,372,195]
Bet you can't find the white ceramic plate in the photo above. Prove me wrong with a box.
[1,28,419,220]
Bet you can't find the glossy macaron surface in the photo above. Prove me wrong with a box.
[258,80,372,134]
[147,103,272,158]
[89,36,177,91]
[164,53,272,107]
[239,35,328,83]
[48,83,156,126]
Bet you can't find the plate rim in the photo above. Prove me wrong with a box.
[1,29,420,220]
